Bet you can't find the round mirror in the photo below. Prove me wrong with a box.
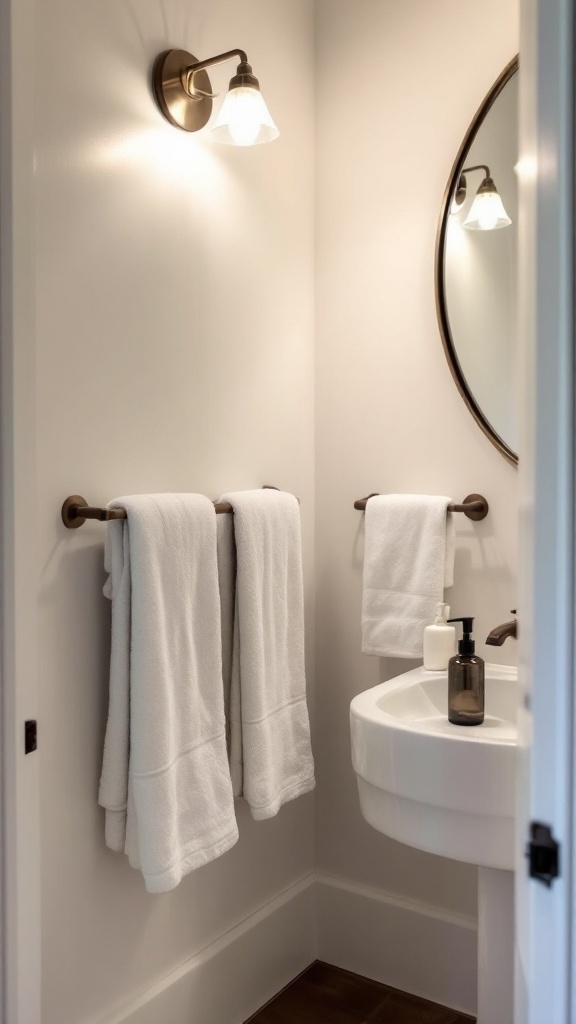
[436,56,519,465]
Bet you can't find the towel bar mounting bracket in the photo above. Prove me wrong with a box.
[62,495,88,529]
[459,493,489,521]
[61,495,127,528]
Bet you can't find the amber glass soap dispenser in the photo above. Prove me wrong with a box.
[447,617,485,725]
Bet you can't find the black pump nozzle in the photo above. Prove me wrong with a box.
[448,616,475,656]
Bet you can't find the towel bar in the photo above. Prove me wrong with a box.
[353,493,489,522]
[61,486,290,529]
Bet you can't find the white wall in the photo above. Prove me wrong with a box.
[315,0,519,953]
[33,2,315,1022]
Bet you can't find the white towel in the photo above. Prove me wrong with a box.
[218,489,315,819]
[361,494,455,659]
[98,494,238,893]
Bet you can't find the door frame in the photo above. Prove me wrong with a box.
[0,0,41,1020]
[516,0,575,1020]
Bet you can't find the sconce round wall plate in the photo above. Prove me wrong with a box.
[152,49,213,132]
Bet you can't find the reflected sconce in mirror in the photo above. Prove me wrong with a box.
[152,48,279,146]
[451,164,511,230]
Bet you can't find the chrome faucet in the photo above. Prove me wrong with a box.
[486,610,517,646]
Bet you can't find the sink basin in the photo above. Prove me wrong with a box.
[350,664,518,869]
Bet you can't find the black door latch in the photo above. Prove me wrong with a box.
[24,719,37,754]
[527,822,560,887]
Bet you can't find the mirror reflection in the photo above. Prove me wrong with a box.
[437,58,519,464]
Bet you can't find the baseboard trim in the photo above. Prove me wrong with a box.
[98,875,317,1024]
[95,871,477,1023]
[316,873,478,1016]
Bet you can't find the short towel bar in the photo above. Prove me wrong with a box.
[353,493,489,522]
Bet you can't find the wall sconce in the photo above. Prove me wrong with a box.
[451,164,512,230]
[152,48,279,146]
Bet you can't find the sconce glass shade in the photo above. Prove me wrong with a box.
[210,86,279,146]
[464,186,512,230]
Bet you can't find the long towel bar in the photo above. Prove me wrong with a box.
[61,486,290,529]
[353,492,489,521]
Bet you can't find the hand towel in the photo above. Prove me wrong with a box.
[218,489,315,819]
[361,494,455,659]
[98,494,238,893]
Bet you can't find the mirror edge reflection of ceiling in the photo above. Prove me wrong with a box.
[435,54,519,467]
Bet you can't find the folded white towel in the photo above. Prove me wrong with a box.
[361,494,455,659]
[98,494,238,893]
[218,489,315,819]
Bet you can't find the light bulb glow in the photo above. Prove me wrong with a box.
[464,190,511,231]
[210,86,279,146]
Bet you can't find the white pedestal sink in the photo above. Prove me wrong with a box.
[350,664,518,1024]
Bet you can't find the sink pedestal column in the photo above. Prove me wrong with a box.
[477,867,514,1024]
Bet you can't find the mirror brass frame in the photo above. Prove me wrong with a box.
[435,56,519,466]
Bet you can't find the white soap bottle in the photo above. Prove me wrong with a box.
[423,603,457,671]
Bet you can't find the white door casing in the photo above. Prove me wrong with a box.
[516,0,575,1020]
[0,0,41,1021]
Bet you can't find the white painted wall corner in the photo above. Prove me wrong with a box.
[316,873,477,1017]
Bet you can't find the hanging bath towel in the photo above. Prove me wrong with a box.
[98,493,238,893]
[218,488,315,819]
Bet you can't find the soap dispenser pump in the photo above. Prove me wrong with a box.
[447,617,485,725]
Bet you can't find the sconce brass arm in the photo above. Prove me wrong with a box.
[461,164,491,178]
[184,49,250,97]
[454,165,493,208]
[186,49,248,75]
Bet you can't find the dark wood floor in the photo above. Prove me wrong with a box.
[245,962,476,1024]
